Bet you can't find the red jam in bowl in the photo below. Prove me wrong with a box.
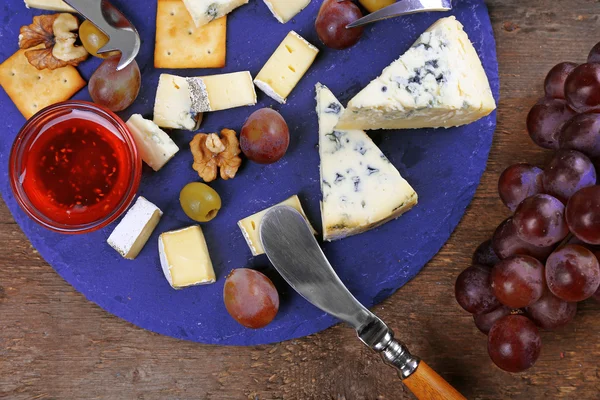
[10,101,141,234]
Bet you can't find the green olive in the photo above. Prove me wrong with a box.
[179,183,222,222]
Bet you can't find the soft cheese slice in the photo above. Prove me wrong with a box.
[238,195,315,256]
[263,0,310,23]
[159,226,216,289]
[316,83,418,241]
[254,31,319,104]
[196,71,257,112]
[126,114,179,171]
[24,0,75,12]
[107,197,163,260]
[153,74,204,131]
[182,0,248,28]
[336,16,496,131]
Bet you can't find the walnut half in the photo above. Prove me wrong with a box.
[190,129,242,182]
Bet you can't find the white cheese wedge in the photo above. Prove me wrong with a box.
[153,74,204,131]
[182,0,249,28]
[24,0,75,12]
[316,83,418,241]
[107,197,163,260]
[238,195,315,256]
[159,226,216,289]
[263,0,310,23]
[336,16,496,131]
[126,114,179,172]
[254,31,319,104]
[194,71,257,112]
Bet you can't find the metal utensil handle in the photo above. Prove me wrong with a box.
[347,0,453,28]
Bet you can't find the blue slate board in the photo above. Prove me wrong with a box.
[0,0,498,345]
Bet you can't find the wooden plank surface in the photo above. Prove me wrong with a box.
[1,1,599,398]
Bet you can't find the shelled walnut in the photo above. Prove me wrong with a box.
[190,129,242,182]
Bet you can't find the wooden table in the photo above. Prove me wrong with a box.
[1,1,599,398]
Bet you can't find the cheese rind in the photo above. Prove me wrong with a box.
[336,16,496,131]
[159,226,216,289]
[316,83,418,241]
[107,197,163,260]
[182,0,248,28]
[153,74,204,131]
[126,114,179,171]
[254,31,319,104]
[24,0,75,12]
[263,0,311,23]
[238,195,315,256]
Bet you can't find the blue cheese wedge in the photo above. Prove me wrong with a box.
[263,0,310,23]
[316,83,418,241]
[336,16,496,131]
[159,226,216,289]
[153,74,205,131]
[24,0,75,12]
[107,197,163,260]
[182,0,249,28]
[126,114,179,172]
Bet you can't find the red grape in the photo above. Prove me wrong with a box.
[315,0,364,50]
[542,150,596,203]
[558,113,600,158]
[527,97,576,149]
[491,255,545,308]
[566,185,600,245]
[594,253,600,302]
[564,63,600,113]
[473,239,500,267]
[223,269,280,329]
[589,42,600,63]
[525,289,577,330]
[88,56,141,112]
[545,244,600,302]
[455,265,500,315]
[544,62,578,99]
[492,218,555,261]
[498,163,544,211]
[513,194,569,247]
[487,315,541,373]
[240,108,290,164]
[473,306,512,335]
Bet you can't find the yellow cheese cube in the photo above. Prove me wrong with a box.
[263,0,311,23]
[199,71,257,112]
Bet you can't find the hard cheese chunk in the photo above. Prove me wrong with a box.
[336,16,496,131]
[316,83,418,241]
[196,71,257,112]
[254,31,319,104]
[126,114,179,172]
[107,197,163,260]
[238,195,315,256]
[153,74,204,131]
[159,225,216,289]
[263,0,311,23]
[182,0,248,28]
[24,0,75,12]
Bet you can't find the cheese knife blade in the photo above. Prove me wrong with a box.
[347,0,453,28]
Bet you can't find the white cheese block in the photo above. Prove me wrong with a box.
[107,197,163,260]
[24,0,75,12]
[254,31,319,104]
[263,0,310,23]
[316,83,418,241]
[159,226,216,289]
[238,195,315,256]
[153,74,204,131]
[126,114,180,172]
[182,0,249,28]
[336,16,496,131]
[195,71,257,112]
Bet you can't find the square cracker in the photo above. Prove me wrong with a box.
[0,48,86,119]
[155,0,227,69]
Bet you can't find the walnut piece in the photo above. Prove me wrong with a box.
[19,14,89,70]
[190,129,242,182]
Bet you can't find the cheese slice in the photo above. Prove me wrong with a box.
[316,83,418,241]
[195,71,257,112]
[153,74,204,131]
[254,31,319,104]
[263,0,310,23]
[24,0,75,12]
[107,197,163,260]
[336,16,496,131]
[126,114,179,172]
[159,225,216,289]
[238,195,315,256]
[182,0,248,28]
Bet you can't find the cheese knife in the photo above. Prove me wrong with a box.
[347,0,453,28]
[260,206,465,400]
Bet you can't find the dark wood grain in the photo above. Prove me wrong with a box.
[1,1,599,399]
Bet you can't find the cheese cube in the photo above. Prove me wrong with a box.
[263,0,311,23]
[196,71,257,112]
[126,114,179,172]
[254,31,319,104]
[153,74,204,131]
[183,0,249,28]
[159,226,216,289]
[24,0,75,12]
[238,195,315,256]
[107,197,163,260]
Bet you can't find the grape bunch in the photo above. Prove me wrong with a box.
[455,42,600,373]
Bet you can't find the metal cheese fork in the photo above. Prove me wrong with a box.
[64,0,140,70]
[260,206,465,400]
[347,0,453,28]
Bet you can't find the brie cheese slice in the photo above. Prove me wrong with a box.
[24,0,75,12]
[263,0,310,23]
